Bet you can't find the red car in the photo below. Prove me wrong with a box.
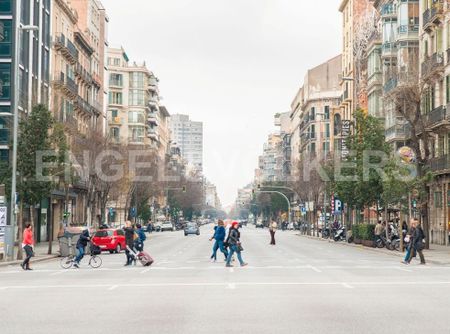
[92,229,126,254]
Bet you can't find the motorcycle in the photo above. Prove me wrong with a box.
[334,226,346,242]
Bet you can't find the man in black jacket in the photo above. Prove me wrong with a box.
[406,219,426,265]
[74,230,90,268]
[124,221,135,266]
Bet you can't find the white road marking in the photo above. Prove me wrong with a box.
[2,281,450,290]
[108,285,119,291]
[49,271,66,276]
[187,260,200,264]
[140,268,150,274]
[342,283,354,289]
[309,265,322,273]
[396,267,412,273]
[228,283,236,290]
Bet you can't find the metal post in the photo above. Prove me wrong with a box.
[8,0,23,261]
[256,190,291,225]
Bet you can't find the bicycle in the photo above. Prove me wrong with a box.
[60,243,102,269]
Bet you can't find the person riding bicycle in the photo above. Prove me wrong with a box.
[74,229,90,268]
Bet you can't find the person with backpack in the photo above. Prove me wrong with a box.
[405,218,426,265]
[74,229,90,268]
[209,220,228,262]
[135,223,146,252]
[225,221,247,267]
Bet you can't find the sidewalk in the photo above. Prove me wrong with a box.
[298,234,450,265]
[0,242,60,268]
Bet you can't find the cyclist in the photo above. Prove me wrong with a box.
[74,229,90,268]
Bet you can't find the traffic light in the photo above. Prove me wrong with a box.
[257,184,261,190]
[182,186,186,193]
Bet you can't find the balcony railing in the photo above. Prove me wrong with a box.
[54,33,78,63]
[426,105,446,128]
[53,72,78,97]
[74,96,94,115]
[423,2,444,29]
[75,62,93,85]
[381,3,396,17]
[398,24,419,35]
[427,155,450,173]
[385,124,411,142]
[381,42,397,57]
[421,52,444,78]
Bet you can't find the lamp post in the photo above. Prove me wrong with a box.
[8,7,39,260]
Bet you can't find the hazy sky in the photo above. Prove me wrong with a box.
[104,0,342,207]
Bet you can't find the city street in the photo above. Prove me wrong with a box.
[1,225,450,334]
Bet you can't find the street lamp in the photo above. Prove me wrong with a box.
[7,20,39,260]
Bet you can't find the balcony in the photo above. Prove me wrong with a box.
[74,96,94,116]
[425,105,448,129]
[381,42,397,58]
[427,155,450,174]
[149,94,159,105]
[147,127,159,141]
[381,3,396,18]
[383,78,397,94]
[423,2,444,32]
[109,116,122,125]
[92,100,102,115]
[147,112,159,126]
[385,124,411,143]
[75,62,93,85]
[52,72,78,98]
[397,24,419,39]
[421,52,445,79]
[53,33,78,63]
[447,49,450,64]
[92,73,102,87]
[368,72,382,91]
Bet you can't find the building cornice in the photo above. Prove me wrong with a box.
[55,0,78,24]
[339,0,350,12]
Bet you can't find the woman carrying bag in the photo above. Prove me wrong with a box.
[225,221,248,268]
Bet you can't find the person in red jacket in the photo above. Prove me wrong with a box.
[21,223,34,271]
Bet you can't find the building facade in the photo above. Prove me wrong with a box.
[169,114,203,172]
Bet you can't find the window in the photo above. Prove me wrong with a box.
[0,148,8,161]
[129,90,145,106]
[111,109,118,118]
[0,116,8,144]
[128,110,145,124]
[325,123,330,138]
[434,191,443,208]
[446,75,450,104]
[310,107,315,121]
[130,72,144,89]
[324,106,330,120]
[0,63,11,100]
[109,73,123,87]
[109,92,122,105]
[0,0,11,14]
[110,127,120,140]
[129,126,145,143]
[0,20,12,57]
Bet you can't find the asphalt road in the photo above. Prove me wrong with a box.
[1,225,450,334]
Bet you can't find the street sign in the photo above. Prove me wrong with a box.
[301,207,306,216]
[335,199,342,213]
[0,206,7,239]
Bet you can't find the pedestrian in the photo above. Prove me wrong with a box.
[406,219,426,265]
[124,221,136,266]
[21,223,34,271]
[225,221,247,267]
[269,220,277,245]
[374,221,384,243]
[135,223,146,252]
[74,229,90,268]
[209,220,228,262]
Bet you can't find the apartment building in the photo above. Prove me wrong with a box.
[0,0,51,163]
[275,112,292,181]
[169,114,203,172]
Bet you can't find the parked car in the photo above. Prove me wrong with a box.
[184,222,200,236]
[255,220,264,229]
[92,228,126,253]
[160,221,175,232]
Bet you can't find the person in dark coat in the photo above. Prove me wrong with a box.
[405,218,426,265]
[74,229,90,268]
[124,221,136,266]
[209,220,228,262]
[225,222,247,267]
[135,223,146,252]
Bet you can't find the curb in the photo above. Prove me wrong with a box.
[0,255,59,268]
[297,234,450,266]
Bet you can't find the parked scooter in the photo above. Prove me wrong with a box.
[334,226,347,242]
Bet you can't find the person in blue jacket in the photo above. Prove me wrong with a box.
[209,220,228,262]
[135,223,147,252]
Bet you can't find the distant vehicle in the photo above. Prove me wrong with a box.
[184,222,200,236]
[92,229,126,254]
[160,221,175,232]
[154,222,162,232]
[255,220,264,229]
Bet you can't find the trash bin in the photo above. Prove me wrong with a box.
[58,230,81,257]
